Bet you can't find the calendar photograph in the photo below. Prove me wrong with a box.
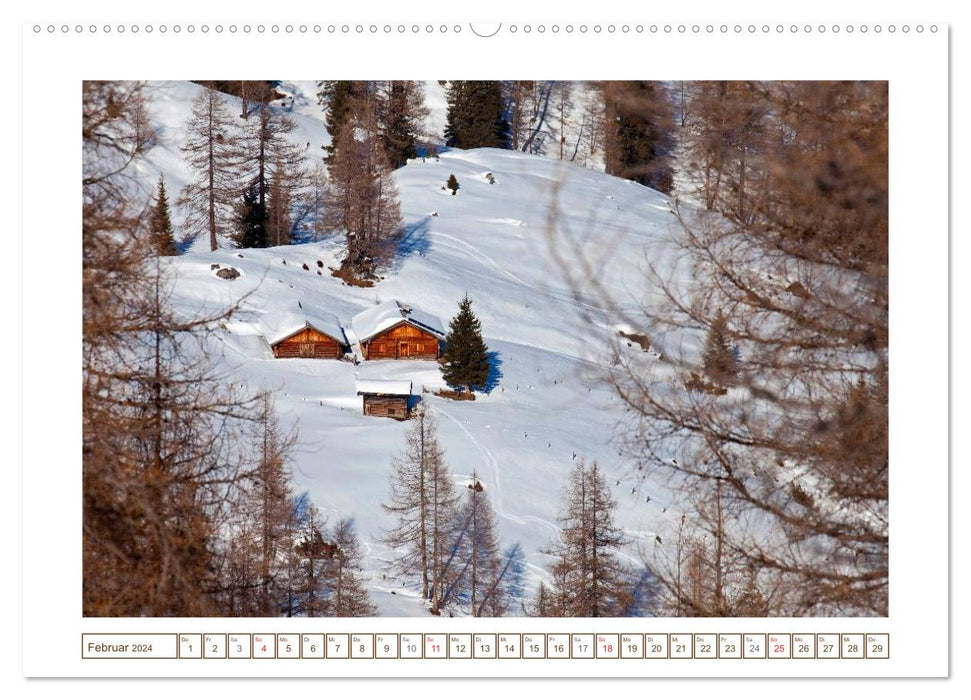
[81,79,888,620]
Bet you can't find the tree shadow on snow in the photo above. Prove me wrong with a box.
[416,144,450,160]
[389,215,432,273]
[175,235,196,255]
[288,227,319,246]
[483,351,504,394]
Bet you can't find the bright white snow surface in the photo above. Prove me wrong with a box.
[148,82,691,617]
[356,380,413,396]
[352,298,446,343]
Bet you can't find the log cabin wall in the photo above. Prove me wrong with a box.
[361,394,411,419]
[362,322,440,360]
[272,327,344,359]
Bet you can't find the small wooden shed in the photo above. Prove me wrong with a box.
[356,379,414,419]
[261,305,349,359]
[352,299,445,361]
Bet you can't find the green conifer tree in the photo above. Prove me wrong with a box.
[381,81,426,169]
[446,174,460,195]
[441,295,490,394]
[149,176,177,256]
[444,81,509,149]
[603,81,675,194]
[319,81,366,166]
[235,181,268,248]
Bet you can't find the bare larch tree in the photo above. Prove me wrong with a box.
[603,81,888,617]
[179,84,242,251]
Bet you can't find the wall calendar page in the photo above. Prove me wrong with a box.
[16,1,953,694]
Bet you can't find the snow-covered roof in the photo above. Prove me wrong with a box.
[351,299,446,343]
[356,379,413,396]
[260,302,348,347]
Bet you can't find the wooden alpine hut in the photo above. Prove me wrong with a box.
[352,299,445,361]
[356,379,414,419]
[261,303,349,359]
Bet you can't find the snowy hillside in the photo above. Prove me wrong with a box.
[145,83,688,616]
[133,80,607,253]
[130,81,331,253]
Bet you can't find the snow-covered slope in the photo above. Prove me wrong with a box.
[134,80,608,251]
[131,81,332,253]
[146,83,688,616]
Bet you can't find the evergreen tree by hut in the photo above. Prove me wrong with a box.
[441,295,490,394]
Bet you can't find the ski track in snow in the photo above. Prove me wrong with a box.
[429,230,613,316]
[428,231,538,289]
[434,405,562,539]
